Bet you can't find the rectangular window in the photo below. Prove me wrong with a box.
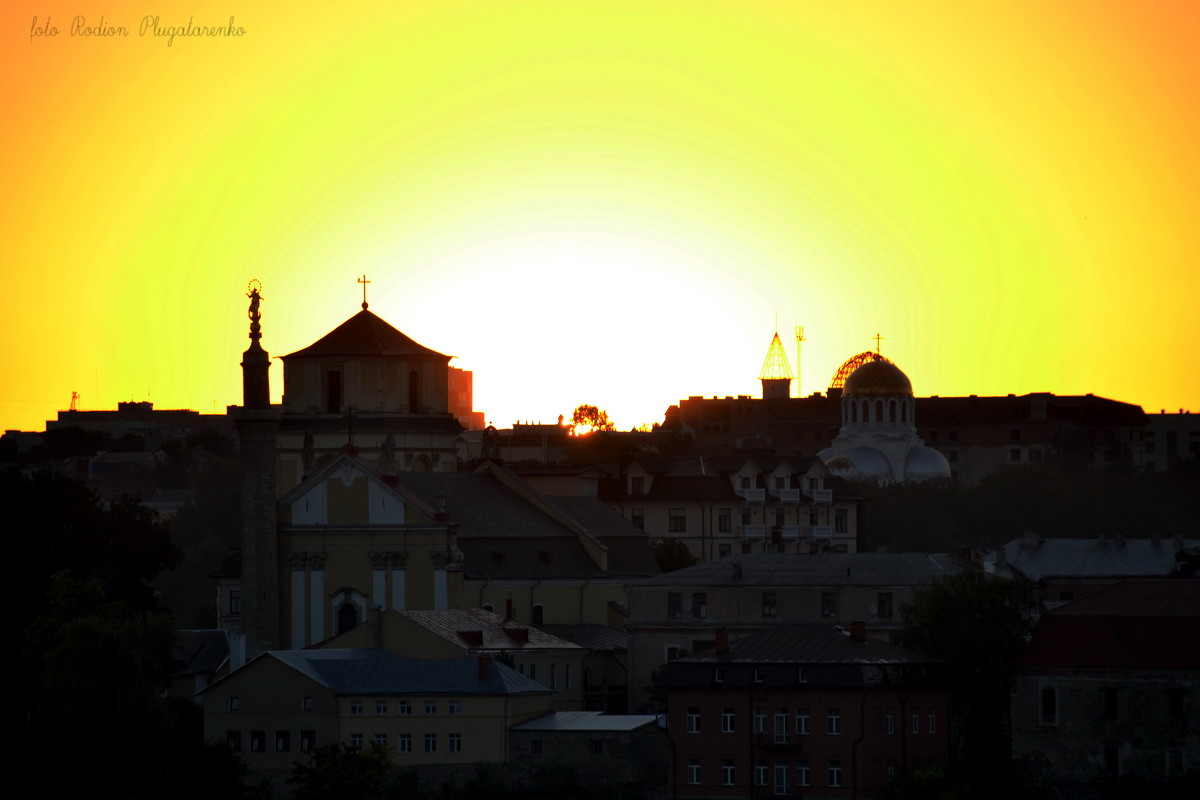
[877,592,894,619]
[722,760,736,786]
[302,696,315,711]
[550,663,557,689]
[348,733,362,752]
[827,708,841,735]
[742,507,753,525]
[796,708,810,735]
[692,592,708,619]
[424,734,437,754]
[275,731,290,752]
[448,733,461,754]
[687,707,701,733]
[565,663,572,689]
[754,708,767,734]
[821,592,838,618]
[912,707,920,734]
[774,762,789,795]
[631,476,645,496]
[718,508,732,533]
[228,696,240,712]
[669,508,687,533]
[448,700,461,715]
[1010,448,1021,462]
[1040,687,1058,726]
[687,758,701,785]
[375,700,387,715]
[667,592,682,618]
[886,707,895,735]
[229,589,241,615]
[719,543,732,558]
[755,761,768,786]
[398,734,412,754]
[528,664,537,680]
[828,759,842,788]
[928,710,937,734]
[834,508,848,533]
[424,700,437,715]
[300,731,315,752]
[774,507,787,526]
[590,739,604,755]
[808,507,819,526]
[774,708,790,744]
[398,700,412,715]
[250,730,265,752]
[226,731,241,752]
[754,667,765,683]
[796,761,811,787]
[529,739,542,755]
[762,591,778,617]
[373,733,388,747]
[349,700,363,715]
[631,508,645,530]
[722,707,736,733]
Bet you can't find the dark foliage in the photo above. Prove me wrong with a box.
[652,538,697,572]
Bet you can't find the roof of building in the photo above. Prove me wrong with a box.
[226,649,552,696]
[538,624,630,652]
[282,309,450,360]
[993,537,1198,581]
[1042,580,1200,617]
[630,551,960,589]
[679,623,942,666]
[512,711,662,732]
[172,629,229,676]
[844,357,913,396]
[395,608,583,652]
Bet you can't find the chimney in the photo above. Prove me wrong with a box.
[477,655,493,681]
[715,627,729,653]
[850,620,866,640]
[505,598,514,621]
[504,627,530,644]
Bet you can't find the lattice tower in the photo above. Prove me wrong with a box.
[759,332,794,380]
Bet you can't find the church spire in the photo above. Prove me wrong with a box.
[241,279,271,408]
[759,331,794,400]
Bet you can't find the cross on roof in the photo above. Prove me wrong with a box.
[874,332,884,355]
[358,274,371,310]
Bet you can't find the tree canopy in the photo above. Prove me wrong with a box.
[570,404,615,435]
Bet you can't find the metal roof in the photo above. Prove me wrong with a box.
[630,551,960,589]
[677,623,942,666]
[282,309,449,360]
[996,537,1198,581]
[395,608,582,652]
[512,711,662,732]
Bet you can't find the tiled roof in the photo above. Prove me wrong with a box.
[542,496,648,538]
[538,625,630,652]
[282,310,450,360]
[994,537,1198,581]
[262,649,552,695]
[512,711,661,731]
[396,608,582,652]
[630,551,959,588]
[678,623,942,666]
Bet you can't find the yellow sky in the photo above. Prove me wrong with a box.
[2,1,1198,432]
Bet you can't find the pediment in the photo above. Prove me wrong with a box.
[279,453,435,526]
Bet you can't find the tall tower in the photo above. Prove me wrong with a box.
[794,326,805,398]
[234,280,281,663]
[759,331,794,400]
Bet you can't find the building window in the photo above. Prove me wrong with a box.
[549,663,557,688]
[774,708,790,743]
[226,731,241,752]
[797,666,807,683]
[722,760,736,786]
[250,730,265,752]
[532,604,545,626]
[887,760,896,781]
[722,707,736,733]
[669,508,687,533]
[774,506,787,526]
[762,591,778,617]
[373,733,388,748]
[714,666,725,683]
[886,707,895,735]
[692,592,708,619]
[796,761,811,787]
[821,592,838,618]
[796,708,810,735]
[424,700,437,715]
[928,710,937,734]
[631,508,645,530]
[565,663,572,689]
[424,734,437,753]
[754,708,767,734]
[228,696,240,712]
[1040,686,1058,726]
[687,758,701,785]
[667,592,682,618]
[687,707,701,733]
[718,508,732,533]
[275,731,291,752]
[228,590,241,615]
[877,592,893,619]
[719,543,732,558]
[349,700,363,715]
[742,507,753,525]
[448,733,462,754]
[755,761,768,786]
[448,700,462,715]
[774,762,789,795]
[398,700,411,715]
[300,731,315,752]
[754,667,765,683]
[828,759,842,788]
[1010,448,1021,462]
[834,508,848,533]
[631,476,645,496]
[827,708,841,735]
[398,733,412,754]
[912,707,920,734]
[302,696,314,711]
[808,507,819,526]
[375,700,387,715]
[590,739,604,755]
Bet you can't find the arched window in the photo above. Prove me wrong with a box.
[848,400,857,423]
[875,399,883,423]
[337,602,358,636]
[889,399,897,423]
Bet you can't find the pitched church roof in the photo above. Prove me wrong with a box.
[282,309,450,360]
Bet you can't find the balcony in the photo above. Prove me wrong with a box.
[739,488,765,503]
[777,525,801,540]
[809,525,832,539]
[776,488,801,503]
[740,525,766,540]
[810,489,833,504]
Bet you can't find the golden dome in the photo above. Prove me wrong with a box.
[843,358,913,396]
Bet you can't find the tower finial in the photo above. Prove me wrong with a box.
[247,279,263,341]
[873,332,884,356]
[358,274,371,310]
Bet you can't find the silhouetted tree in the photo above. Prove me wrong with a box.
[571,404,615,434]
[288,742,395,800]
[652,538,697,573]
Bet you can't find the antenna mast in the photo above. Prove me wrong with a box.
[69,391,79,412]
[794,326,805,398]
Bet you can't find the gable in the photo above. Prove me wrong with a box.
[281,456,431,525]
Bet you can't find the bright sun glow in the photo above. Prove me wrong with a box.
[2,0,1198,432]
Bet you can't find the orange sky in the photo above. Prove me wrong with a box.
[2,1,1198,432]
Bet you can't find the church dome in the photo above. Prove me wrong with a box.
[904,446,952,481]
[843,358,913,396]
